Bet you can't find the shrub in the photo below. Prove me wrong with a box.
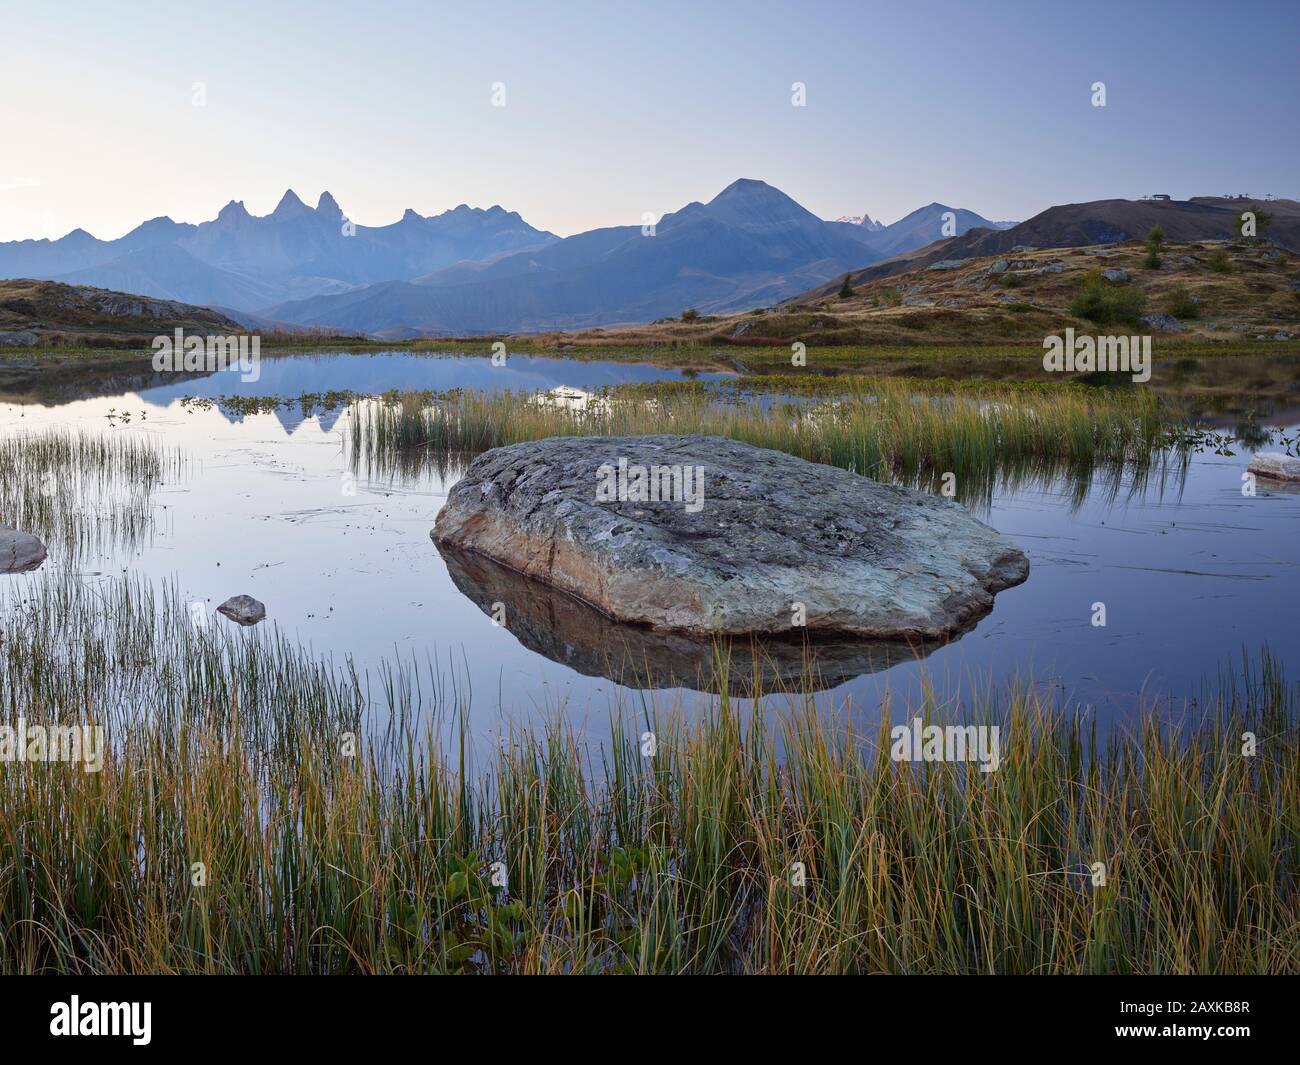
[680,308,699,322]
[1208,248,1232,273]
[1144,225,1164,269]
[838,274,854,299]
[1164,285,1200,319]
[1069,270,1146,325]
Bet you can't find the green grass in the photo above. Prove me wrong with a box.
[0,571,1296,974]
[347,379,1190,509]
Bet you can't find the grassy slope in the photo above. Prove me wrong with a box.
[522,239,1300,349]
[0,278,243,347]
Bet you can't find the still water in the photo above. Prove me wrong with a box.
[3,350,1297,740]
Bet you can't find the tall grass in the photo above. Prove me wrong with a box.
[0,427,183,559]
[0,572,1295,974]
[349,380,1190,508]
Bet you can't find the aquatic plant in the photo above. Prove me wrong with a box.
[0,427,183,560]
[0,572,1295,974]
[347,378,1191,510]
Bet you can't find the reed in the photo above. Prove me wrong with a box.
[0,572,1294,974]
[348,379,1190,509]
[0,427,183,560]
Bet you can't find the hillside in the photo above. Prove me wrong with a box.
[824,197,1300,289]
[0,279,244,347]
[520,238,1300,349]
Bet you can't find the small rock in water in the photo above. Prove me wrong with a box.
[217,595,267,625]
[0,527,47,573]
[433,435,1030,639]
[1247,452,1300,483]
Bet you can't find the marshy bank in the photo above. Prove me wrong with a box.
[347,376,1193,509]
[0,570,1296,974]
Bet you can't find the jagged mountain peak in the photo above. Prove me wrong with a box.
[271,189,313,220]
[316,191,344,220]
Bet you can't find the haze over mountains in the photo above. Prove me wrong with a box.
[0,191,558,316]
[4,181,1284,339]
[0,180,1005,337]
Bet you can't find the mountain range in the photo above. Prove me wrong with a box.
[0,181,1005,336]
[0,191,557,315]
[829,196,1300,288]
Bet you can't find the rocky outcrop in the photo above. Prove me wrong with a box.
[0,527,47,573]
[1141,313,1184,332]
[432,435,1029,639]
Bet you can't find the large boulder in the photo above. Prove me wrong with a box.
[432,435,1029,639]
[0,527,47,573]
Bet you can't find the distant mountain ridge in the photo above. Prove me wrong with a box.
[818,196,1300,290]
[263,179,892,337]
[0,191,558,311]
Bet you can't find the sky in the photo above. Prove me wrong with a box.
[1,0,1297,242]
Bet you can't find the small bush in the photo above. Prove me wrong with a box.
[1144,225,1164,269]
[1164,285,1200,319]
[1069,270,1146,325]
[999,273,1024,288]
[680,308,699,322]
[838,274,854,299]
[1208,248,1232,273]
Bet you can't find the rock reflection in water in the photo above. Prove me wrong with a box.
[438,544,957,695]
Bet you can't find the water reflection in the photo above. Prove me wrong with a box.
[438,544,951,695]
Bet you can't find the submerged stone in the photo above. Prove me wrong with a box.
[432,435,1029,639]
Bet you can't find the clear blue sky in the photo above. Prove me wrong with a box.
[1,0,1296,241]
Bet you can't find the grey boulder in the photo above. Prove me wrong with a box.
[217,595,266,625]
[0,527,47,573]
[1141,313,1184,332]
[432,435,1029,639]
